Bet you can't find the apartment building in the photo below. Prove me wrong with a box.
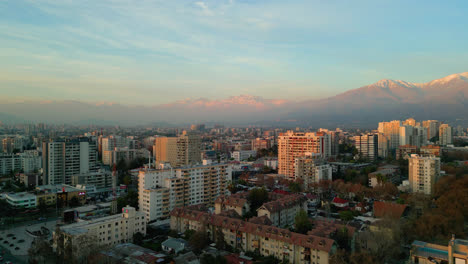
[439,124,453,146]
[231,150,257,161]
[410,236,468,264]
[396,145,418,160]
[422,120,441,140]
[251,138,272,151]
[170,207,336,264]
[101,136,136,153]
[42,138,98,185]
[294,156,332,190]
[408,154,440,195]
[0,153,41,175]
[1,136,25,153]
[54,206,146,259]
[71,169,113,191]
[378,120,402,157]
[354,134,378,161]
[399,125,427,147]
[153,131,201,167]
[215,193,250,216]
[257,194,307,228]
[138,162,232,222]
[278,131,331,179]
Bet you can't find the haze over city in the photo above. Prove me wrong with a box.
[1,2,468,264]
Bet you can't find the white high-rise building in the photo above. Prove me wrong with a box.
[439,124,453,146]
[42,138,98,185]
[138,162,232,222]
[408,154,440,195]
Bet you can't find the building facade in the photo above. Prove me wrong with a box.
[153,131,201,167]
[354,134,378,161]
[439,124,453,146]
[408,154,441,195]
[42,138,98,185]
[278,131,331,179]
[294,156,332,190]
[138,162,232,222]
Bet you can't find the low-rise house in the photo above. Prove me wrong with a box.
[91,243,167,263]
[162,237,189,254]
[215,194,250,217]
[331,197,349,209]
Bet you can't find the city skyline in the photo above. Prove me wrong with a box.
[1,0,468,106]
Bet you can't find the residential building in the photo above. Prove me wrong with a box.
[42,138,98,185]
[54,206,146,259]
[71,169,113,191]
[2,136,25,153]
[294,155,332,190]
[231,150,257,161]
[257,194,307,227]
[19,173,40,187]
[264,158,278,170]
[422,120,441,140]
[439,124,453,146]
[161,238,189,254]
[378,120,402,157]
[153,131,201,167]
[408,154,441,195]
[102,147,149,165]
[251,138,272,151]
[410,236,468,264]
[354,134,378,161]
[396,145,418,160]
[0,153,41,175]
[5,192,37,208]
[138,162,232,222]
[215,193,250,216]
[368,168,400,188]
[101,136,136,153]
[170,207,336,264]
[420,145,441,157]
[400,125,427,147]
[278,131,331,179]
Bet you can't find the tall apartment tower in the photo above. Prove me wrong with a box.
[439,124,453,146]
[278,131,331,179]
[422,120,441,140]
[354,134,378,161]
[378,120,402,157]
[42,138,98,185]
[408,154,440,195]
[399,125,428,148]
[153,131,201,167]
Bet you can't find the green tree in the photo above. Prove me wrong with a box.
[189,230,210,254]
[294,209,312,234]
[289,182,302,193]
[339,211,354,222]
[184,229,196,240]
[28,237,54,264]
[133,232,144,246]
[247,187,269,212]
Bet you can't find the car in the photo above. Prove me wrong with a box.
[38,217,46,221]
[15,247,19,250]
[18,240,24,243]
[3,241,8,244]
[6,234,13,237]
[9,244,14,247]
[11,237,15,240]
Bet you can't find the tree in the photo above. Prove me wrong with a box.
[289,181,302,193]
[117,190,139,211]
[294,209,312,234]
[133,232,144,246]
[38,198,48,214]
[215,227,226,250]
[247,187,269,212]
[123,175,132,186]
[200,254,227,264]
[184,229,196,239]
[339,211,354,222]
[189,230,210,254]
[28,237,54,264]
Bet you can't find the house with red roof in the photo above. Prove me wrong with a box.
[373,201,407,219]
[331,197,349,208]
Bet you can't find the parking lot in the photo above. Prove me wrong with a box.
[0,219,57,257]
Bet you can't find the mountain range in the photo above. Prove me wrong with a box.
[1,72,468,127]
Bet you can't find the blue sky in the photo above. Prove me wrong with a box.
[1,0,468,105]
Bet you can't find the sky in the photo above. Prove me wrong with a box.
[1,0,468,106]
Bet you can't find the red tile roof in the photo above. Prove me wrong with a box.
[373,201,407,219]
